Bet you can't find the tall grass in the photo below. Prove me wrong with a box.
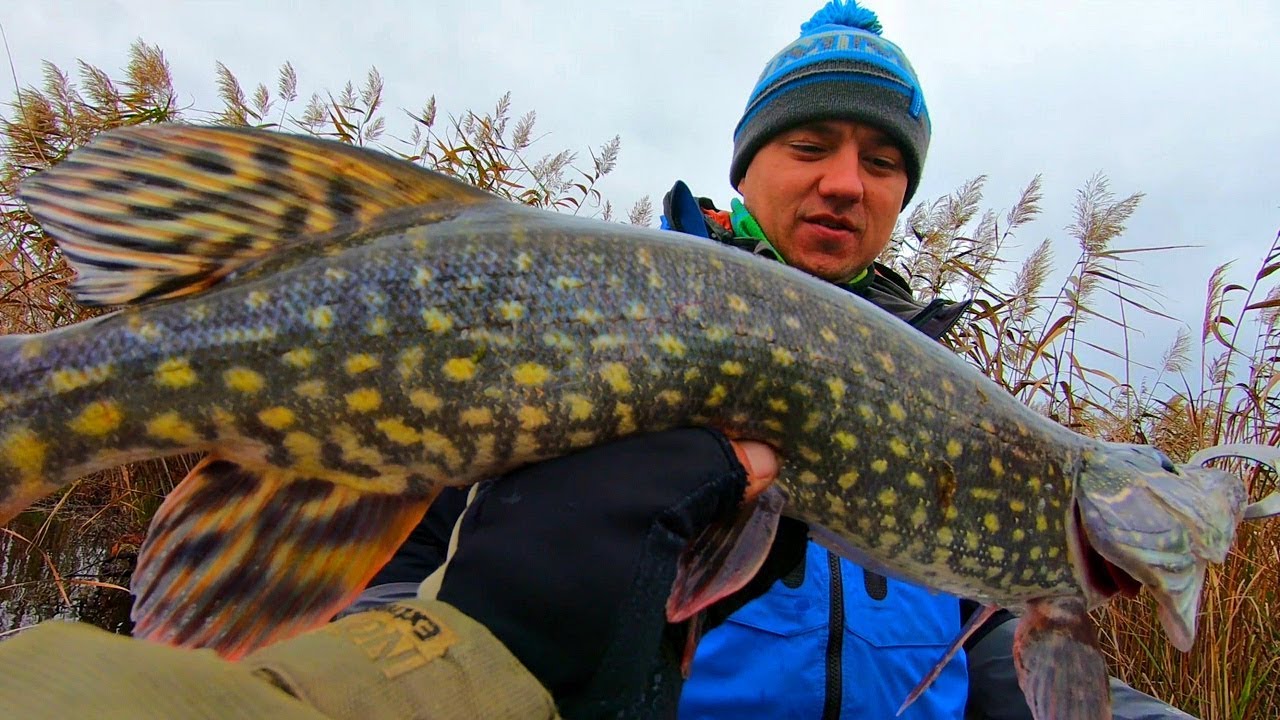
[2,43,1276,719]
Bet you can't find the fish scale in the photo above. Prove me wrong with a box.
[0,125,1256,719]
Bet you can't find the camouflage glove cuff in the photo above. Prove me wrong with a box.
[244,598,561,720]
[0,621,328,720]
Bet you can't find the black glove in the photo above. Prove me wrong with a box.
[435,427,790,719]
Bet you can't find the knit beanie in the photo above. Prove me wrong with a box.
[730,0,930,205]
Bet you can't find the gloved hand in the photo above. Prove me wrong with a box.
[432,426,785,719]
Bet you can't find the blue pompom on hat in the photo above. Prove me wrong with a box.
[730,0,930,206]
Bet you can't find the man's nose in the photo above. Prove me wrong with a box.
[816,148,865,202]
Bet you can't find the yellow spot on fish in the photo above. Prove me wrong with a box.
[294,380,326,399]
[1,427,46,478]
[518,406,550,431]
[764,418,784,432]
[798,471,820,486]
[656,390,684,407]
[376,418,420,445]
[887,402,906,422]
[881,516,897,530]
[282,348,315,369]
[563,394,594,421]
[889,438,909,457]
[70,400,123,437]
[984,514,1000,533]
[461,408,493,426]
[820,328,838,343]
[970,487,1000,501]
[324,267,349,282]
[907,471,926,488]
[944,505,958,521]
[366,317,390,336]
[654,334,686,357]
[878,488,897,507]
[422,308,454,333]
[783,315,801,329]
[258,407,296,430]
[827,378,847,401]
[421,429,463,470]
[497,300,526,321]
[911,505,928,527]
[345,354,380,375]
[833,431,857,450]
[966,531,981,550]
[797,446,821,463]
[625,302,650,320]
[615,403,636,434]
[345,388,382,413]
[600,363,633,394]
[704,325,731,342]
[568,430,596,447]
[543,331,576,351]
[876,352,896,373]
[1009,499,1026,513]
[1036,515,1048,532]
[246,290,269,309]
[413,267,435,287]
[720,360,745,376]
[768,397,789,413]
[308,306,335,329]
[941,378,956,394]
[989,457,1005,477]
[946,440,963,459]
[871,459,888,473]
[1048,547,1060,559]
[1012,529,1026,541]
[50,365,113,394]
[726,294,750,313]
[937,526,954,545]
[155,358,198,388]
[443,357,477,381]
[224,367,265,394]
[145,412,200,444]
[590,334,627,351]
[838,470,859,489]
[771,347,795,366]
[647,271,665,289]
[513,363,551,387]
[410,390,444,413]
[553,275,585,291]
[1027,477,1042,492]
[979,419,996,434]
[514,252,533,272]
[575,308,604,324]
[705,384,727,408]
[1029,546,1043,561]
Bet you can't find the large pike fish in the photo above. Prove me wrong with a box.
[0,125,1266,718]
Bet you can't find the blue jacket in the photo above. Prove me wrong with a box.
[663,182,969,718]
[678,542,968,719]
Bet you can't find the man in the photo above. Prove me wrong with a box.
[0,2,1194,719]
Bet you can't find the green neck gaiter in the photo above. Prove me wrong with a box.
[729,198,871,290]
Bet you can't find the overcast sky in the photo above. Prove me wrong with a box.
[5,1,1278,394]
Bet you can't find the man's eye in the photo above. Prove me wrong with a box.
[867,155,900,171]
[790,143,825,154]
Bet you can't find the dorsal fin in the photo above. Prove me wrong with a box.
[18,124,495,306]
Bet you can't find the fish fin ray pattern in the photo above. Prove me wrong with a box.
[130,454,435,659]
[18,124,495,306]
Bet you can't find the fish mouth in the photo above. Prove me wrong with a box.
[1070,500,1142,606]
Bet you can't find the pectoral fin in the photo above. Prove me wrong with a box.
[1012,597,1111,720]
[665,485,785,624]
[130,455,434,659]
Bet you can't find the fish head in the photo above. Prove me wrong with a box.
[1069,442,1248,651]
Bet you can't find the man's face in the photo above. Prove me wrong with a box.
[737,120,908,282]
